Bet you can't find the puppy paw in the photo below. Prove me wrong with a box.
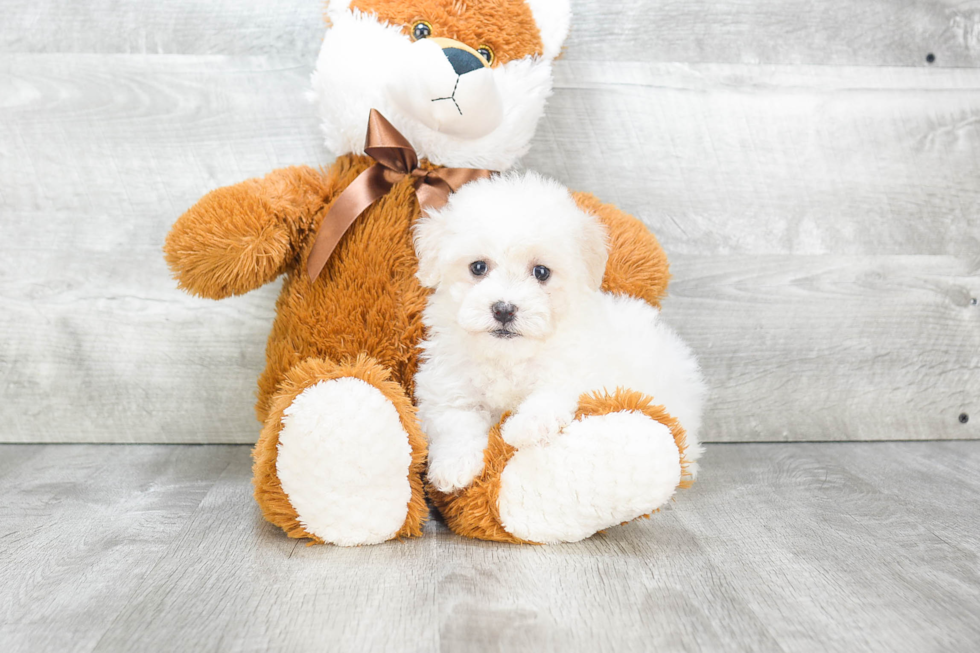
[427,448,486,493]
[501,403,574,450]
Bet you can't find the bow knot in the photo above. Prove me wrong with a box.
[307,109,494,281]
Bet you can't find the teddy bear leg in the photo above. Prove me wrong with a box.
[252,355,427,546]
[430,389,693,544]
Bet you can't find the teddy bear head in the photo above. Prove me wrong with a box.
[312,0,571,171]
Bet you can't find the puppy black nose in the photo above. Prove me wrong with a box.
[491,301,517,324]
[443,47,486,76]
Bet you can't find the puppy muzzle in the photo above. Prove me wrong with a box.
[489,301,520,338]
[387,37,504,140]
[491,301,517,324]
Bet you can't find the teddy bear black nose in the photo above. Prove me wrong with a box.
[443,47,486,76]
[491,301,517,324]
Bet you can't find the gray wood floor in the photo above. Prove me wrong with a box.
[1,442,977,652]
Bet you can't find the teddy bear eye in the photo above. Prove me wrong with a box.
[533,265,551,282]
[412,21,432,40]
[469,261,488,277]
[477,46,495,65]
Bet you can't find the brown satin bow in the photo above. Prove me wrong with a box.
[307,109,495,281]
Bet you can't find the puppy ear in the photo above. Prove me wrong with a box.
[413,211,447,288]
[580,214,610,291]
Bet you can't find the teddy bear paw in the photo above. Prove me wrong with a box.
[498,411,683,543]
[275,377,415,546]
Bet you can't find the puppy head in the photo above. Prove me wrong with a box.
[414,171,609,346]
[313,1,571,170]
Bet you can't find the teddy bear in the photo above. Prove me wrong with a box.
[164,0,699,546]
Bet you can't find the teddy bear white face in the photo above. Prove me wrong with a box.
[387,36,504,140]
[313,0,570,171]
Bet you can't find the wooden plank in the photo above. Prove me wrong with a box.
[531,62,980,257]
[92,449,444,652]
[2,253,975,444]
[3,1,980,69]
[2,56,979,443]
[0,0,325,58]
[1,442,978,652]
[565,0,980,68]
[0,54,327,212]
[4,56,978,255]
[0,54,319,444]
[822,441,980,556]
[673,442,980,651]
[0,444,44,479]
[667,254,980,442]
[0,261,280,444]
[0,444,239,653]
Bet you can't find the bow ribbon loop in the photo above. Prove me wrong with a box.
[307,109,494,281]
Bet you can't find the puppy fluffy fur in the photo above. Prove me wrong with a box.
[414,172,706,493]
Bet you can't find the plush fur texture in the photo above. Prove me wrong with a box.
[311,3,561,169]
[164,0,687,546]
[165,150,671,545]
[347,0,547,63]
[428,388,694,544]
[414,173,705,503]
[277,377,414,545]
[523,0,571,59]
[328,0,568,61]
[251,354,428,544]
[497,411,682,543]
[164,166,331,300]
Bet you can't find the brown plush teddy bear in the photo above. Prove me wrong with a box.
[164,0,698,546]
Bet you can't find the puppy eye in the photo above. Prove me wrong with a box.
[470,261,488,277]
[412,21,432,40]
[533,265,551,282]
[476,45,495,65]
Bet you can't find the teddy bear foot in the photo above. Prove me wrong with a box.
[275,378,414,545]
[428,390,695,545]
[496,410,683,543]
[252,356,427,546]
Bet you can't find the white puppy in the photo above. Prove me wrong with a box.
[414,172,706,494]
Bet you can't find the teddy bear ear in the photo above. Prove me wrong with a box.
[525,0,572,60]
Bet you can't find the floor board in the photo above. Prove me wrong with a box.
[0,442,977,652]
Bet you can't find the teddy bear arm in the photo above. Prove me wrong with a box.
[571,191,671,309]
[164,165,333,299]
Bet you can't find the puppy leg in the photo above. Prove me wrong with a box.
[499,390,578,449]
[426,418,527,544]
[425,407,493,493]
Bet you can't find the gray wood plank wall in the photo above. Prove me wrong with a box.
[1,1,978,443]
